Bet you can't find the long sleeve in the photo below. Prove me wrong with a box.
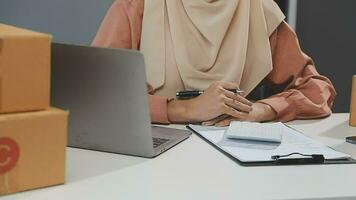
[258,22,336,122]
[93,1,336,124]
[92,0,170,124]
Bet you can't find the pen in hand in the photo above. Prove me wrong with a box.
[176,89,244,100]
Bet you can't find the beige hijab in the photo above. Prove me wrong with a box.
[140,0,285,96]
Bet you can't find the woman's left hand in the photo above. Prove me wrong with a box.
[202,102,277,127]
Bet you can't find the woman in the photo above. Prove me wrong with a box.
[92,0,336,126]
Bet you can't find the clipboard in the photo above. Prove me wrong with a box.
[187,125,356,167]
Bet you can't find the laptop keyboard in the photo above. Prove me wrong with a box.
[153,137,170,148]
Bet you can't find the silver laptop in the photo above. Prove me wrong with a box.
[51,43,191,158]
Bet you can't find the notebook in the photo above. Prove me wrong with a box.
[226,122,283,143]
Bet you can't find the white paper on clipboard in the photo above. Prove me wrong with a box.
[188,123,351,162]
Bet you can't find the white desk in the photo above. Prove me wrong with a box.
[2,114,356,200]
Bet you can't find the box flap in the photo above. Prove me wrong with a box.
[0,24,51,39]
[0,108,69,122]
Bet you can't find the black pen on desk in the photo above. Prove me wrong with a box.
[176,89,244,99]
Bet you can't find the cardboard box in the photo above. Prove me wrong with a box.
[350,75,356,127]
[0,24,51,113]
[0,108,68,195]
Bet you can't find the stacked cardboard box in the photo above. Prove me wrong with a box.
[0,24,68,195]
[350,75,356,127]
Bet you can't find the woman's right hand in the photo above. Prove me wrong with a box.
[167,81,253,123]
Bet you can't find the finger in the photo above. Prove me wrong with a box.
[219,82,239,90]
[202,115,229,126]
[222,105,249,119]
[224,90,253,106]
[203,116,225,126]
[215,118,233,127]
[224,97,252,113]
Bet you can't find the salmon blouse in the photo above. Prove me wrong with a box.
[92,0,336,124]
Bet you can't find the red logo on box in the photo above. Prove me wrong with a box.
[0,137,20,175]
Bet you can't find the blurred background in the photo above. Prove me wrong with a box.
[0,0,355,113]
